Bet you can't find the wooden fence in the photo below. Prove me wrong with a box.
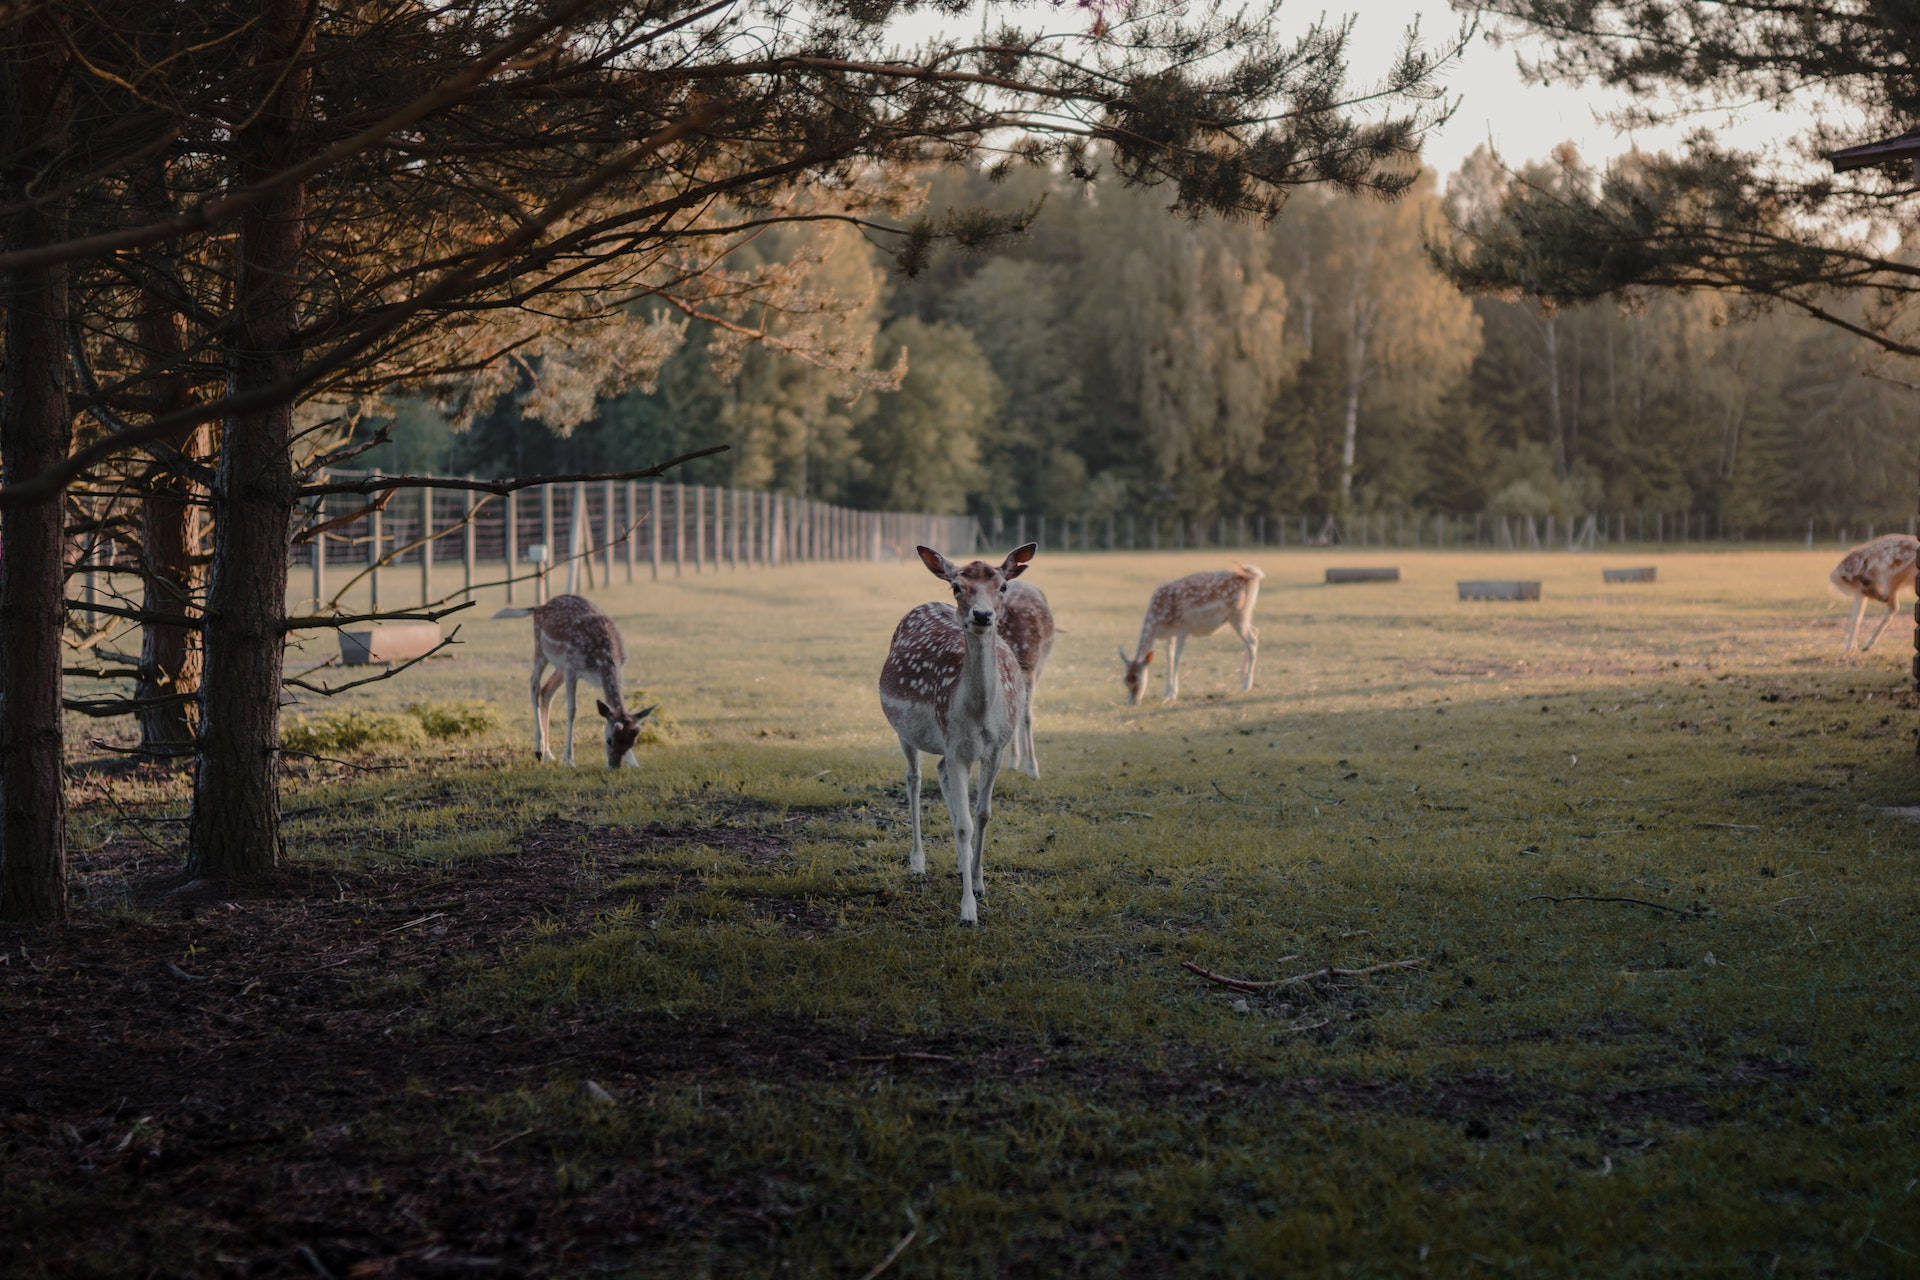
[292,474,981,610]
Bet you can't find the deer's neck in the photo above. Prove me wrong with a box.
[957,622,1005,718]
[593,662,627,715]
[1135,613,1162,662]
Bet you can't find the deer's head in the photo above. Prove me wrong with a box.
[1117,645,1153,704]
[917,543,1036,635]
[596,700,657,767]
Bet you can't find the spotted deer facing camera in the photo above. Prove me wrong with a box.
[491,594,655,766]
[1000,579,1055,778]
[1830,533,1919,653]
[879,543,1036,924]
[1118,565,1263,703]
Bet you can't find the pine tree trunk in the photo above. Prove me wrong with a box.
[137,426,205,757]
[0,17,71,923]
[185,0,310,882]
[135,265,205,758]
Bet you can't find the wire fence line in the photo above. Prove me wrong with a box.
[286,471,1920,614]
[292,473,984,611]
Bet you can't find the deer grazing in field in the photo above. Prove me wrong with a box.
[1118,565,1263,704]
[1830,533,1919,653]
[491,594,655,766]
[879,543,1036,924]
[1000,579,1055,778]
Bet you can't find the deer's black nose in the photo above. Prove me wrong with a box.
[970,608,993,627]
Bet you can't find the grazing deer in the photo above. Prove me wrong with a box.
[879,543,1036,924]
[1830,533,1919,653]
[491,594,655,766]
[1118,565,1263,704]
[1001,579,1055,779]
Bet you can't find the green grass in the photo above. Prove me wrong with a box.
[64,548,1920,1274]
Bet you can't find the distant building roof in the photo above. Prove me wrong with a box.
[1829,128,1920,173]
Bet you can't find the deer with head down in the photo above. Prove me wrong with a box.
[492,594,655,766]
[1118,564,1263,703]
[879,543,1036,924]
[1830,533,1919,653]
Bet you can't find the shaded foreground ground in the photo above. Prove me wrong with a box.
[8,550,1920,1276]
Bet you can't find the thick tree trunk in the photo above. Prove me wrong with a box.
[135,304,206,757]
[185,1,310,881]
[137,428,206,756]
[0,19,72,923]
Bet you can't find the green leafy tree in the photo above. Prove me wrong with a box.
[850,317,1001,513]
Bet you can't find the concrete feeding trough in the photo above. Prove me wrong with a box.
[339,621,443,667]
[1325,567,1401,584]
[1457,579,1541,602]
[1602,566,1657,584]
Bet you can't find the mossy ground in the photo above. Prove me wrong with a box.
[12,547,1920,1277]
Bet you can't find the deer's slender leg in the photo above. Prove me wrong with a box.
[1016,683,1039,779]
[1238,621,1259,691]
[938,754,977,924]
[562,674,580,765]
[1846,595,1867,652]
[902,742,925,875]
[1864,597,1901,652]
[1165,633,1186,701]
[531,654,555,761]
[972,752,1001,902]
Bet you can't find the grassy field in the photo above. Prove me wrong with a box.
[13,546,1920,1277]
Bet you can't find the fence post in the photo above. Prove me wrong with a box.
[368,486,383,615]
[648,481,661,580]
[463,478,477,601]
[564,481,584,594]
[311,473,327,607]
[420,485,433,607]
[625,480,637,583]
[505,489,518,603]
[672,483,684,575]
[692,485,705,572]
[539,484,555,602]
[603,478,617,585]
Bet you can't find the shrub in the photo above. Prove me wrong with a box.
[625,690,678,745]
[282,709,426,756]
[405,700,503,739]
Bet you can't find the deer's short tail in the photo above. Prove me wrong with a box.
[491,607,536,620]
[1235,563,1265,581]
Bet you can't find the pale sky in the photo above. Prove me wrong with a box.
[900,1,1827,182]
[1329,1,1823,180]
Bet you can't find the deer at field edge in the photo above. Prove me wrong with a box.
[492,594,655,766]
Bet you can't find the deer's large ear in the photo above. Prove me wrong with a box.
[916,546,953,578]
[635,704,658,722]
[1001,542,1036,579]
[595,699,613,720]
[1117,644,1132,664]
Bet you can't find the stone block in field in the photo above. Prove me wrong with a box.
[1457,580,1541,602]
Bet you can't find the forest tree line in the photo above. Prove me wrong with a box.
[366,153,1920,537]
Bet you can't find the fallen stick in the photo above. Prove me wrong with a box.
[1524,894,1700,916]
[858,1212,921,1280]
[1180,957,1422,993]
